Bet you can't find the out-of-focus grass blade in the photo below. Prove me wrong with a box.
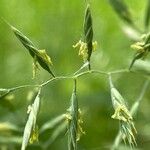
[131,60,150,75]
[0,136,22,145]
[109,0,133,25]
[39,114,66,134]
[43,121,68,149]
[21,88,41,150]
[0,122,21,133]
[145,0,150,29]
[122,25,141,41]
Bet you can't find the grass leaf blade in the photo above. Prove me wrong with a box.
[109,0,133,25]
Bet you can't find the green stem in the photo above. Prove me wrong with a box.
[0,68,133,94]
[40,76,73,87]
[0,84,39,99]
[109,69,129,75]
[41,68,131,87]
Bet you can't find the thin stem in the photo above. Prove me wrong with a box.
[0,84,39,99]
[0,68,134,96]
[111,131,122,150]
[108,73,113,89]
[40,76,73,87]
[136,80,149,103]
[130,80,149,115]
[73,61,89,75]
[40,68,131,87]
[109,69,129,75]
[74,70,91,78]
[10,84,40,91]
[90,70,108,75]
[74,70,107,78]
[40,70,107,87]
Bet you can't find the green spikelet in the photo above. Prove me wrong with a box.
[84,4,93,68]
[68,79,78,150]
[11,25,55,77]
[129,33,150,70]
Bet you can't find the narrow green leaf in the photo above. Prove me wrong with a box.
[109,0,133,24]
[21,88,41,150]
[145,0,150,29]
[11,25,55,77]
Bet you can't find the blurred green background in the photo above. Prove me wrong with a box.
[0,0,150,149]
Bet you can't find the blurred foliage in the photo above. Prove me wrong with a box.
[0,0,150,150]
